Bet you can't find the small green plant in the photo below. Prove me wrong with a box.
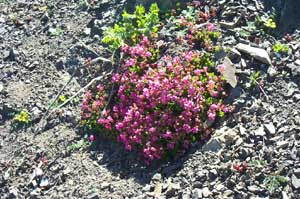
[48,95,67,109]
[256,8,277,30]
[13,110,31,124]
[263,175,288,193]
[102,3,160,50]
[59,95,67,103]
[249,71,261,87]
[272,42,289,54]
[249,159,267,167]
[264,18,276,29]
[67,134,96,152]
[50,27,63,37]
[67,139,86,152]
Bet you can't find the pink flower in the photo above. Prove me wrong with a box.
[89,134,96,142]
[125,58,136,67]
[209,104,218,111]
[207,23,215,31]
[208,112,216,121]
[145,51,152,58]
[163,131,173,139]
[223,107,229,113]
[142,35,149,46]
[217,64,225,73]
[185,51,193,62]
[115,122,124,131]
[112,74,120,82]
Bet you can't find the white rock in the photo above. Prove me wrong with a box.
[0,84,3,93]
[254,126,266,136]
[282,191,289,199]
[39,178,49,187]
[276,141,289,149]
[264,123,276,135]
[236,43,272,65]
[35,168,43,177]
[202,187,212,197]
[292,174,300,189]
[267,66,277,77]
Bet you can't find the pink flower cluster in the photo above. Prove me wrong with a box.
[83,38,229,164]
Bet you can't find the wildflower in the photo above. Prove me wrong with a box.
[89,134,96,142]
[208,112,216,121]
[207,23,215,31]
[59,95,67,103]
[217,64,225,73]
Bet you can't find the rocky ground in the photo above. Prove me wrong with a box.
[0,0,300,198]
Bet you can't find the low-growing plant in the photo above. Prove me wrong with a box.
[82,2,231,164]
[263,175,288,193]
[50,27,63,37]
[81,38,230,164]
[102,3,160,50]
[256,8,277,30]
[13,109,31,124]
[272,42,289,54]
[249,71,261,87]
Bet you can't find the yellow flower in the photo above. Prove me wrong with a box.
[14,110,30,123]
[59,95,67,103]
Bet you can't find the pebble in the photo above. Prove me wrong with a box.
[276,141,289,149]
[35,167,43,177]
[39,178,49,187]
[247,185,260,193]
[152,173,162,181]
[291,174,300,189]
[254,126,266,136]
[192,188,202,199]
[201,187,212,197]
[202,138,222,152]
[165,183,180,197]
[264,123,276,135]
[0,84,3,93]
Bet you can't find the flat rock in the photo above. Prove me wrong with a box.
[264,123,276,135]
[202,138,222,152]
[201,187,212,197]
[254,126,266,136]
[291,174,300,189]
[236,43,272,65]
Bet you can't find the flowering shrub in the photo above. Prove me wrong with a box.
[81,2,231,164]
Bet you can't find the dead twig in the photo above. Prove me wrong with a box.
[252,79,270,101]
[47,72,112,117]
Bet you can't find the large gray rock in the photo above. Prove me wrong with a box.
[236,43,272,65]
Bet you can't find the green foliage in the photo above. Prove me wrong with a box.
[249,71,261,87]
[50,27,63,37]
[249,159,267,167]
[67,139,87,152]
[235,22,257,38]
[102,3,160,50]
[48,95,67,110]
[256,8,277,30]
[263,175,288,193]
[272,42,289,54]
